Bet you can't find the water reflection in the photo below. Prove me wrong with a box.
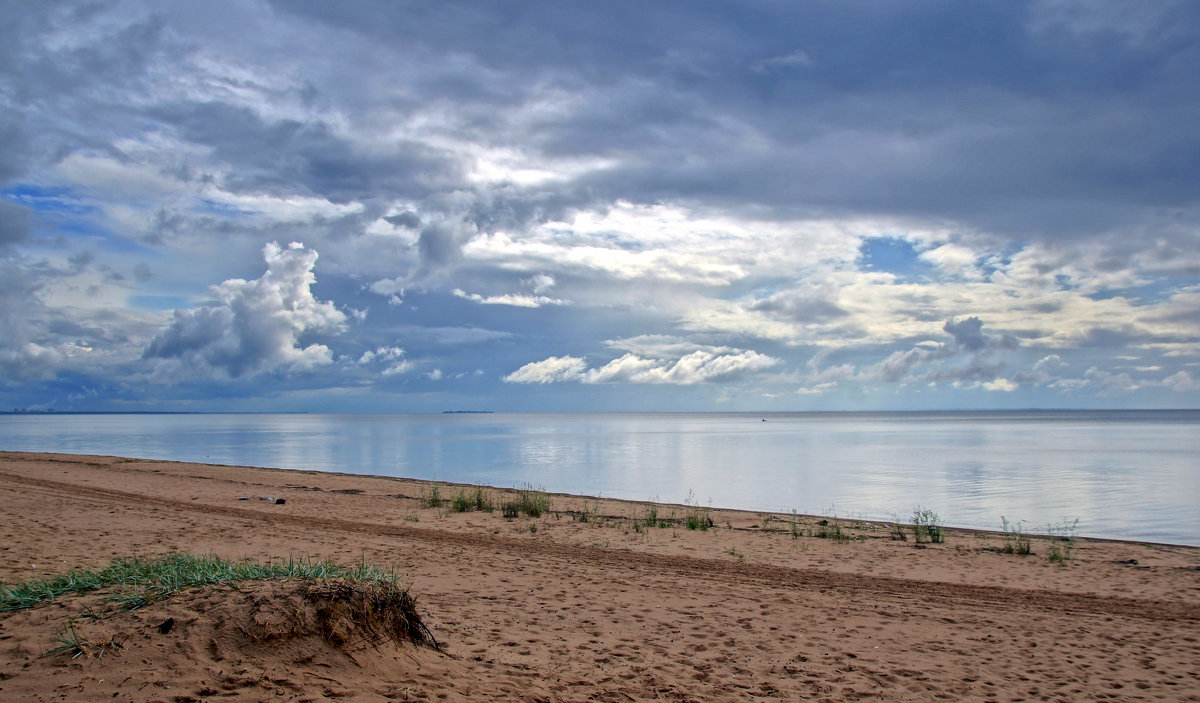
[0,411,1196,544]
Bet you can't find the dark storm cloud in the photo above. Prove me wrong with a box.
[262,0,1200,238]
[148,102,459,203]
[7,1,1199,244]
[384,211,421,229]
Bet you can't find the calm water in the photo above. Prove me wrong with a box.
[1,411,1197,545]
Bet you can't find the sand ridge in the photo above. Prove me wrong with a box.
[1,451,1199,701]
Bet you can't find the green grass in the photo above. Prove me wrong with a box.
[682,490,714,531]
[450,485,493,513]
[0,553,405,613]
[761,510,805,539]
[572,499,603,524]
[787,510,804,540]
[999,516,1033,555]
[501,483,551,518]
[639,502,672,529]
[1046,518,1080,563]
[813,516,852,542]
[420,485,445,509]
[911,507,945,544]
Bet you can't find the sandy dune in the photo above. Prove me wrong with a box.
[1,451,1198,702]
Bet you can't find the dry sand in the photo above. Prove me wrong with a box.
[1,451,1198,702]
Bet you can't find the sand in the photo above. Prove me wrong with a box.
[1,451,1198,702]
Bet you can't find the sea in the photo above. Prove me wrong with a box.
[1,410,1197,546]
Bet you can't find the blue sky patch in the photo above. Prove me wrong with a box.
[857,237,936,281]
[2,184,96,215]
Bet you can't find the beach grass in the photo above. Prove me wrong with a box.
[1046,519,1080,563]
[501,483,551,518]
[759,510,806,540]
[451,485,493,513]
[813,516,852,542]
[639,502,672,529]
[682,490,714,531]
[911,507,945,544]
[0,553,407,613]
[572,499,603,524]
[1000,516,1033,555]
[421,485,445,509]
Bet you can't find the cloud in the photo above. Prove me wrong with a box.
[0,341,63,382]
[0,259,62,381]
[751,49,814,74]
[0,201,32,248]
[800,316,1025,392]
[585,350,780,385]
[1051,367,1142,397]
[1163,370,1200,392]
[503,355,588,384]
[983,378,1018,392]
[357,345,413,376]
[452,288,567,308]
[748,289,847,323]
[605,335,732,358]
[381,361,414,376]
[4,2,1200,410]
[357,346,405,364]
[384,211,421,229]
[142,242,346,380]
[526,273,555,293]
[943,317,1018,353]
[505,347,780,385]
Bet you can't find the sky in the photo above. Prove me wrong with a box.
[1,0,1199,412]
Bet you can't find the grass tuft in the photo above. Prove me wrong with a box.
[450,485,493,513]
[420,485,445,509]
[1046,518,1079,563]
[302,579,437,649]
[573,499,602,524]
[999,516,1033,555]
[501,483,551,518]
[787,510,803,540]
[682,490,713,531]
[813,516,852,542]
[639,501,672,529]
[911,507,945,544]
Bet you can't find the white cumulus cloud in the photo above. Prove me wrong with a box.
[505,348,780,385]
[142,242,346,380]
[503,355,588,384]
[452,289,568,308]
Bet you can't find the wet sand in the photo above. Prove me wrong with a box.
[1,451,1198,701]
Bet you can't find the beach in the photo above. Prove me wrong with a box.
[1,451,1198,702]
